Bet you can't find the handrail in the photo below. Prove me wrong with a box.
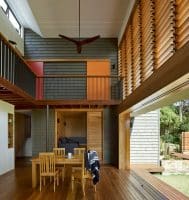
[0,32,35,76]
[36,75,122,100]
[26,58,110,62]
[37,75,123,78]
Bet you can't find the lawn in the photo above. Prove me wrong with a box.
[154,174,189,197]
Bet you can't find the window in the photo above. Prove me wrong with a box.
[8,10,21,35]
[0,0,22,36]
[0,0,7,12]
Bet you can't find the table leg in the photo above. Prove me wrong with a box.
[32,162,37,188]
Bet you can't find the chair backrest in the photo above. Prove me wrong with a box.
[81,151,85,177]
[74,147,85,155]
[39,152,55,175]
[53,148,65,157]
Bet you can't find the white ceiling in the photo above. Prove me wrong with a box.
[27,0,129,38]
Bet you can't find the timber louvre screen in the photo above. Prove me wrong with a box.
[119,0,189,100]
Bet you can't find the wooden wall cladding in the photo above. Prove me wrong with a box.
[119,0,189,100]
[182,132,189,153]
[87,112,102,160]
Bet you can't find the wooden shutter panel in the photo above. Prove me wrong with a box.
[118,48,122,77]
[155,0,176,68]
[87,112,102,160]
[141,0,155,81]
[132,4,142,90]
[176,0,189,49]
[122,39,127,99]
[125,26,133,96]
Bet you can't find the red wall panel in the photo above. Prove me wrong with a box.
[27,61,44,99]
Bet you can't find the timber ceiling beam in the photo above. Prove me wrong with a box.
[36,99,121,106]
[0,77,37,107]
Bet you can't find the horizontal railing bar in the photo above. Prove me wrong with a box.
[37,75,124,78]
[26,58,110,62]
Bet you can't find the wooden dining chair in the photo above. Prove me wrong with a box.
[53,148,65,158]
[74,147,86,155]
[39,152,59,192]
[71,152,96,196]
[72,147,86,172]
[53,148,65,182]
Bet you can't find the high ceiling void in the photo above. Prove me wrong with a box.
[27,0,128,38]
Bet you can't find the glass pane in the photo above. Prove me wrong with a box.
[0,0,7,12]
[8,10,20,34]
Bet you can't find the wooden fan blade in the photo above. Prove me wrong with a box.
[59,34,78,44]
[59,34,100,53]
[79,35,100,45]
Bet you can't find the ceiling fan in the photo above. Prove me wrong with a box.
[59,0,100,53]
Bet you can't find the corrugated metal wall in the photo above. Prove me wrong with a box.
[31,109,55,156]
[24,29,118,75]
[130,110,160,165]
[24,29,119,99]
[44,62,86,99]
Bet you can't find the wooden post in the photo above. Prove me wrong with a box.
[55,110,57,148]
[46,105,49,151]
[119,113,130,169]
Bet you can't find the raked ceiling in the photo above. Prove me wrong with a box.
[6,0,134,40]
[26,0,129,38]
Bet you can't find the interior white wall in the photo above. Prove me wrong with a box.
[0,100,15,175]
[0,8,24,54]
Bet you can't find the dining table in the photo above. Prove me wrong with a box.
[31,154,83,188]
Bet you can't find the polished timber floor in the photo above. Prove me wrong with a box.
[0,159,166,200]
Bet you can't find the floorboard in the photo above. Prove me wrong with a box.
[0,159,186,200]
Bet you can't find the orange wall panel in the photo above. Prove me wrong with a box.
[87,61,110,100]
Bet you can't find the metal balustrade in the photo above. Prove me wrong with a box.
[0,33,36,97]
[36,75,123,101]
